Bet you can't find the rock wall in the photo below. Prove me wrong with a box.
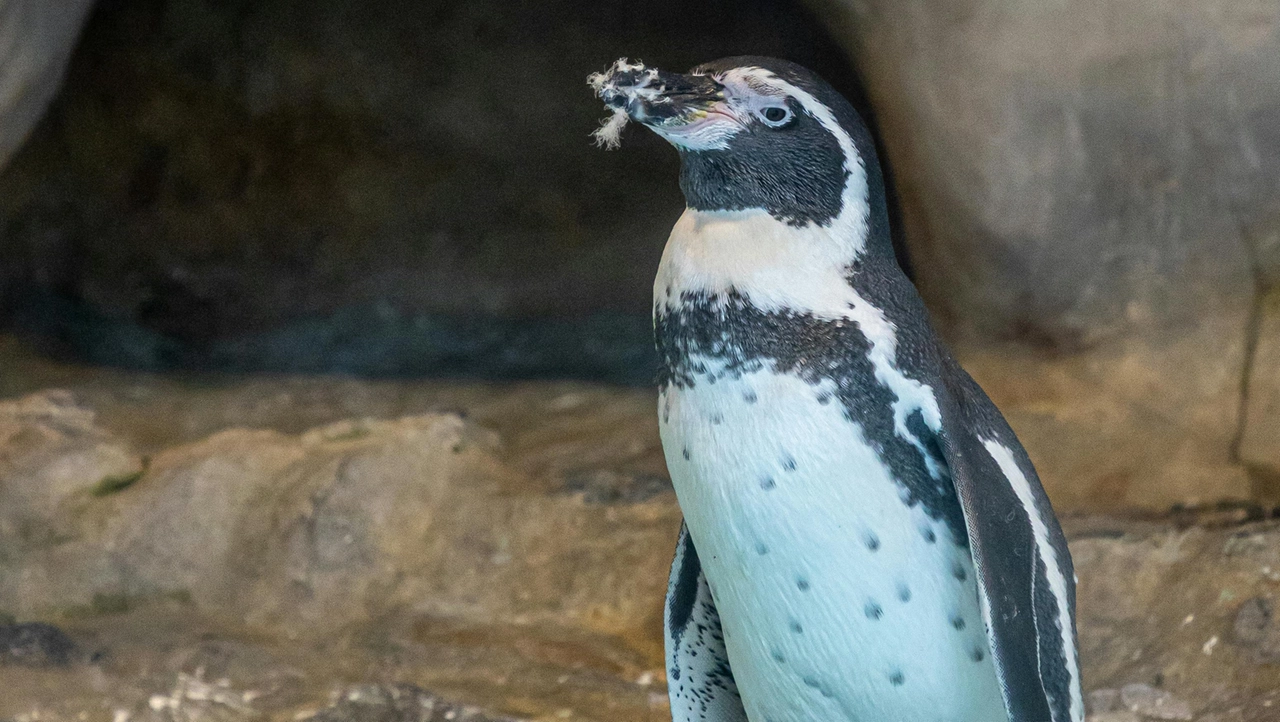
[0,1,96,171]
[0,0,860,381]
[814,0,1280,508]
[0,386,676,659]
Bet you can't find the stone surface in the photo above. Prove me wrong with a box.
[1088,688,1123,715]
[1087,712,1141,722]
[309,685,521,722]
[0,388,145,545]
[1119,683,1193,721]
[0,390,677,654]
[0,622,78,666]
[0,1,96,170]
[1,357,1280,719]
[817,0,1280,509]
[1239,289,1280,497]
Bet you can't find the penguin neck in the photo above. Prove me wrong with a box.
[654,205,896,320]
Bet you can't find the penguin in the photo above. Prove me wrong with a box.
[589,57,1083,722]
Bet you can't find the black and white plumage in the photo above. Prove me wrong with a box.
[591,56,1083,722]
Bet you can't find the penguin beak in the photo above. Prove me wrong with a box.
[590,61,742,150]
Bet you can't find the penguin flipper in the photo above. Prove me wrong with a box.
[936,362,1084,722]
[665,522,749,722]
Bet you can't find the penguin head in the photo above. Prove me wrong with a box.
[590,56,881,230]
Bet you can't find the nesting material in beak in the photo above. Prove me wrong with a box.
[587,58,655,149]
[588,57,728,150]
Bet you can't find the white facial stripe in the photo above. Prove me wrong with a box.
[981,440,1084,722]
[715,72,942,451]
[723,67,871,254]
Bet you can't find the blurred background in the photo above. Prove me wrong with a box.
[2,0,1280,720]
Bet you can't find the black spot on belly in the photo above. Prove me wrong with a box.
[683,447,691,460]
[952,562,968,582]
[864,532,880,551]
[771,648,785,663]
[922,526,937,544]
[889,670,905,686]
[744,390,758,404]
[971,647,986,662]
[790,620,803,634]
[896,583,911,602]
[755,542,769,555]
[951,615,966,631]
[864,601,883,620]
[781,454,797,471]
[760,476,776,491]
[710,412,724,425]
[654,289,969,545]
[796,577,810,591]
[801,676,834,698]
[816,392,831,405]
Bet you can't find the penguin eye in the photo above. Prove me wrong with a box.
[758,105,793,127]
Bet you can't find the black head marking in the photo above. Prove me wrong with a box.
[673,56,879,228]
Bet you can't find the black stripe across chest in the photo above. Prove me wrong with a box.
[654,290,967,545]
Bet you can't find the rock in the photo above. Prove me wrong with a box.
[1232,597,1271,646]
[1119,683,1193,720]
[0,1,96,171]
[0,385,677,651]
[309,685,521,722]
[818,0,1280,510]
[1088,688,1122,714]
[1239,291,1280,496]
[0,390,144,547]
[1231,596,1280,664]
[1197,710,1247,722]
[1087,712,1141,722]
[0,621,77,666]
[561,470,672,505]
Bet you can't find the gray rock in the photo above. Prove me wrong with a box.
[1239,292,1280,490]
[0,386,678,643]
[819,0,1280,509]
[1088,688,1122,714]
[0,621,77,666]
[1231,595,1280,664]
[0,390,144,547]
[1088,712,1141,722]
[1232,596,1272,646]
[1119,683,1193,720]
[310,685,521,722]
[0,0,96,171]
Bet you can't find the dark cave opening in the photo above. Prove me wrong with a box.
[0,0,904,383]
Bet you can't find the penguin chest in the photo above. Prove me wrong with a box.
[659,366,1009,722]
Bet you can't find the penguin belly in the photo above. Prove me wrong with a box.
[660,364,1011,722]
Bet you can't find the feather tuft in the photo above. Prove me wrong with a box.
[592,107,630,150]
